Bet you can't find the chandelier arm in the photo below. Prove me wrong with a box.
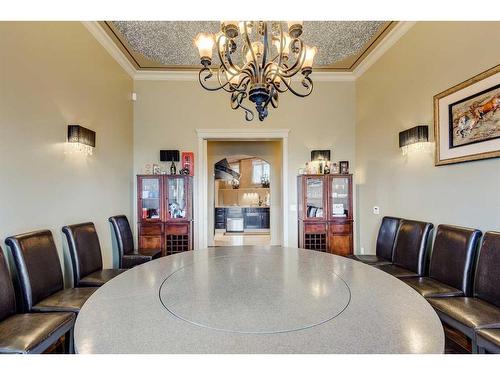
[242,21,260,79]
[261,22,269,82]
[216,68,238,93]
[217,37,245,80]
[198,67,233,92]
[270,23,285,83]
[223,39,245,78]
[279,39,307,77]
[231,90,254,121]
[280,74,314,97]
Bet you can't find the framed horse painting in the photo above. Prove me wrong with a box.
[434,64,500,165]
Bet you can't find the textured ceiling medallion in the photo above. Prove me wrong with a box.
[194,21,318,122]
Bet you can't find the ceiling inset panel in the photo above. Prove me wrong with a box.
[102,21,396,72]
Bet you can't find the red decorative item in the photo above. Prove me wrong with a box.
[181,152,195,176]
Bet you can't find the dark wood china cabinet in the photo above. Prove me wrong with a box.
[297,174,353,256]
[137,175,193,256]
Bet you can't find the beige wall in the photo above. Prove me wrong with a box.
[133,79,356,246]
[208,141,281,245]
[355,22,500,254]
[0,22,133,280]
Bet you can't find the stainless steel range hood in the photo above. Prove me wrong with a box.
[214,158,241,180]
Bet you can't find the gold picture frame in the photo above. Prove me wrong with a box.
[434,64,500,166]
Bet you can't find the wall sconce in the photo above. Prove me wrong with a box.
[67,125,96,156]
[399,125,429,155]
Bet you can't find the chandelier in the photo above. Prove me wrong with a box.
[194,21,317,121]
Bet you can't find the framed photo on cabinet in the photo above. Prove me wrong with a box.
[181,152,195,176]
[434,65,500,165]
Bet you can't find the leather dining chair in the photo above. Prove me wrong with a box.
[62,222,126,287]
[349,216,401,266]
[109,215,161,269]
[0,246,75,354]
[374,219,434,278]
[403,225,481,298]
[5,230,97,314]
[427,231,500,351]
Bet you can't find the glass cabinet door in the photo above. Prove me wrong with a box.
[140,177,161,220]
[330,177,350,219]
[305,177,324,219]
[167,177,188,220]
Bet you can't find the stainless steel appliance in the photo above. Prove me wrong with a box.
[226,207,244,232]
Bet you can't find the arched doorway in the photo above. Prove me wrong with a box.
[213,155,271,246]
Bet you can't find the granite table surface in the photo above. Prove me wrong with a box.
[74,246,444,354]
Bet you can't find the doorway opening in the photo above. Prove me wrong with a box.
[196,129,289,249]
[213,156,271,246]
[205,138,284,248]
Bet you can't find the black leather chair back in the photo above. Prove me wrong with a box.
[62,222,103,287]
[0,247,16,322]
[392,219,434,275]
[474,231,500,307]
[429,224,481,296]
[5,230,64,312]
[109,215,135,259]
[376,217,401,261]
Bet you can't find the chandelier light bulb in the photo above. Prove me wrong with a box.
[194,32,215,61]
[302,46,318,69]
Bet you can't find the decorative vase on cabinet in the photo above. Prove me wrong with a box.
[297,174,353,256]
[137,175,193,256]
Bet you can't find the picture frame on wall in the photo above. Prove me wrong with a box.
[434,64,500,166]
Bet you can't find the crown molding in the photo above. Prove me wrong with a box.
[84,21,416,82]
[82,21,136,78]
[353,21,416,78]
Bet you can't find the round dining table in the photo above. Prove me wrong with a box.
[74,246,444,354]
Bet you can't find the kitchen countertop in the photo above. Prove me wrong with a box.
[75,246,444,353]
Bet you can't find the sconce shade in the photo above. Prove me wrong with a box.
[160,150,180,162]
[399,125,429,148]
[311,150,331,162]
[67,125,95,147]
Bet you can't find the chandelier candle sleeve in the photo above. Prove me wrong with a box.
[194,21,317,122]
[194,33,215,62]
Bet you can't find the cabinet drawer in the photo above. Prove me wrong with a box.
[304,223,327,233]
[140,224,162,235]
[330,223,351,234]
[139,235,161,250]
[165,223,189,235]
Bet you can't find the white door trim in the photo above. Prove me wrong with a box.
[195,129,290,249]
